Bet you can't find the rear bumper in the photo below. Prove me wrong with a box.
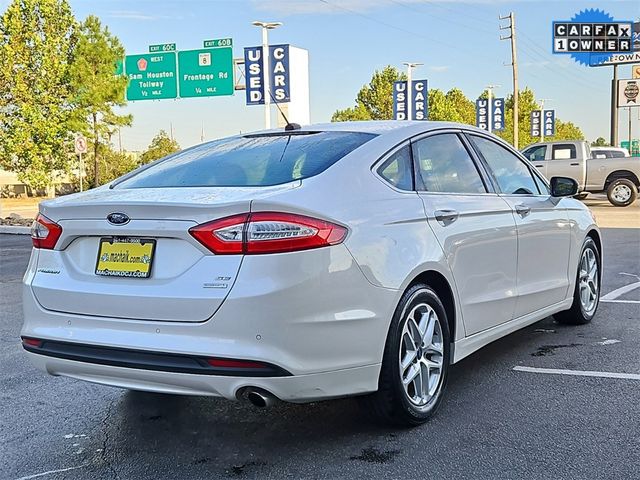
[22,245,398,401]
[24,351,380,402]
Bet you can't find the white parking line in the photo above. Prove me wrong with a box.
[15,464,89,480]
[513,366,640,381]
[601,299,640,304]
[601,281,640,301]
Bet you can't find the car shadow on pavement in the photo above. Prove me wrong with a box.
[95,317,561,477]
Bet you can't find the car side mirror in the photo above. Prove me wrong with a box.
[550,177,579,197]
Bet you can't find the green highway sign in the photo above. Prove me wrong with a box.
[177,48,234,98]
[149,43,176,53]
[115,58,124,76]
[203,38,233,48]
[125,53,178,100]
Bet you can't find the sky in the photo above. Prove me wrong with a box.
[54,0,640,150]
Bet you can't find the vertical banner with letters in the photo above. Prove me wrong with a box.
[411,80,428,120]
[476,99,489,130]
[543,109,555,136]
[491,98,505,131]
[530,110,555,137]
[244,46,264,105]
[530,110,542,136]
[393,81,408,120]
[393,80,428,120]
[269,44,290,103]
[476,98,505,131]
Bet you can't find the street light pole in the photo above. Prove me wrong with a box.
[252,20,282,129]
[403,62,423,121]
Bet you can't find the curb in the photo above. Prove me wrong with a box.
[0,225,30,235]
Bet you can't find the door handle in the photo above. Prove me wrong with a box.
[535,164,544,168]
[515,204,531,217]
[570,162,579,166]
[434,209,459,226]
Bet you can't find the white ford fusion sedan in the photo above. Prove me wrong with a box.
[22,121,601,425]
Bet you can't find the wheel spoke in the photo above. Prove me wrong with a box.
[424,358,442,370]
[426,341,443,355]
[580,285,589,306]
[419,362,429,399]
[401,348,418,372]
[423,310,436,343]
[403,363,421,386]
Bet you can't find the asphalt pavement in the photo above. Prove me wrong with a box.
[1,229,639,480]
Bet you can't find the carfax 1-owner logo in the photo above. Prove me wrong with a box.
[552,9,635,66]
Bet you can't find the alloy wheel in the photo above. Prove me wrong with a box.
[399,303,444,407]
[579,247,599,314]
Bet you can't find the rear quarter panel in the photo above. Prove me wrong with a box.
[250,135,463,341]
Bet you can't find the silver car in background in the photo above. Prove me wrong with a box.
[22,121,601,426]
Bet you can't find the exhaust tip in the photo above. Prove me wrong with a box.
[246,389,277,408]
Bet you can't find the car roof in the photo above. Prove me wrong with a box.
[258,120,488,136]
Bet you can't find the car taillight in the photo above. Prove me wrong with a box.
[30,214,63,249]
[189,212,348,255]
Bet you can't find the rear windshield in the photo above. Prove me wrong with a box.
[116,131,376,188]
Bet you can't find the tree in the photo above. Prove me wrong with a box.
[69,15,131,187]
[84,145,137,185]
[427,88,475,124]
[332,66,406,121]
[591,137,609,146]
[0,0,77,192]
[140,130,180,164]
[494,88,584,148]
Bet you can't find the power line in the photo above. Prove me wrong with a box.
[317,0,499,64]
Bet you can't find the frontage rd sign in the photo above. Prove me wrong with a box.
[177,47,234,98]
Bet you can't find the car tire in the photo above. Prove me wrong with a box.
[360,283,450,426]
[574,192,589,201]
[555,237,600,325]
[606,178,637,207]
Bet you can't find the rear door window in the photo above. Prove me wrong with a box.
[117,131,376,188]
[412,134,487,194]
[552,144,577,160]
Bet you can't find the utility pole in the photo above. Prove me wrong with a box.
[201,122,205,143]
[118,128,123,153]
[486,85,500,134]
[403,62,423,121]
[629,107,632,146]
[252,21,283,129]
[500,12,519,149]
[170,122,174,141]
[611,65,618,146]
[539,99,552,142]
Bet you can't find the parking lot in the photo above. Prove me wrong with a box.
[1,221,639,479]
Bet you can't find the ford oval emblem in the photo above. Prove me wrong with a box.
[107,212,130,225]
